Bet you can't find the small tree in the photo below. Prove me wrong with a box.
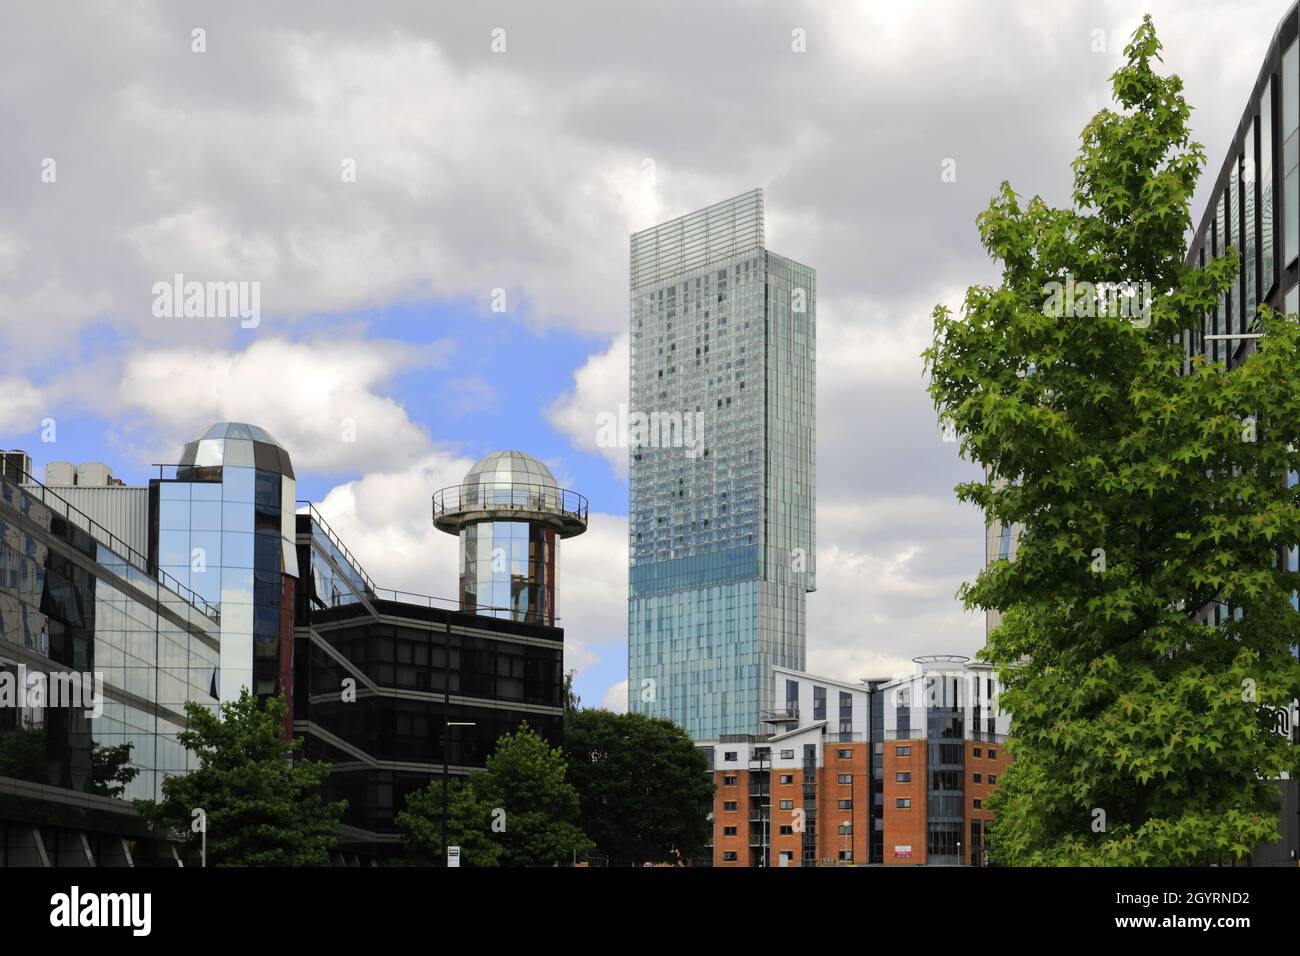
[396,778,502,867]
[397,723,591,866]
[564,709,713,865]
[136,689,346,866]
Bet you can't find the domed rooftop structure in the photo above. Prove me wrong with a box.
[463,450,558,490]
[434,450,588,625]
[433,450,586,539]
[178,421,295,478]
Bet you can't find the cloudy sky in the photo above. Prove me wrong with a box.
[0,0,1289,709]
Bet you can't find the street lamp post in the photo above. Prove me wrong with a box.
[441,616,476,866]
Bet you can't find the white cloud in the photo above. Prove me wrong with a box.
[308,453,473,598]
[601,679,629,713]
[0,376,51,436]
[545,333,629,478]
[556,510,627,648]
[114,337,447,474]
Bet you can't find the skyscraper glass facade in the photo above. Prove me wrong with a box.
[628,189,815,740]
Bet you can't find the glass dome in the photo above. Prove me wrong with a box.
[432,450,587,539]
[178,421,295,478]
[463,451,558,490]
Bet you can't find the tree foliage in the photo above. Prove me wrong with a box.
[397,722,591,867]
[135,689,345,866]
[924,16,1300,865]
[564,709,714,866]
[397,777,503,867]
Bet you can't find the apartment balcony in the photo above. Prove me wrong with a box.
[824,731,866,743]
[761,708,799,724]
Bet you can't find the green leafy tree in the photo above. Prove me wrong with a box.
[924,16,1300,865]
[564,709,713,866]
[136,689,346,866]
[396,777,503,867]
[397,723,591,866]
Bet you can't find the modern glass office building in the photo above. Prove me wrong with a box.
[0,465,220,865]
[149,422,299,708]
[1,426,575,864]
[628,189,816,739]
[1182,3,1295,369]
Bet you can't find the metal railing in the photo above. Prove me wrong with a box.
[0,465,220,621]
[150,463,222,482]
[824,732,866,743]
[882,729,1008,744]
[298,502,564,624]
[297,500,377,594]
[761,708,800,723]
[367,587,560,624]
[432,481,588,525]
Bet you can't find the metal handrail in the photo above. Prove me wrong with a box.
[366,587,561,624]
[432,481,588,524]
[300,504,563,624]
[297,500,377,594]
[0,465,220,621]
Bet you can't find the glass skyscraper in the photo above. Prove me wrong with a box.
[627,189,816,740]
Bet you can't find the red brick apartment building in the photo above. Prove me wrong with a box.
[701,656,1010,866]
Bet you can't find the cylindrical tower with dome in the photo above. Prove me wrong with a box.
[432,451,587,626]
